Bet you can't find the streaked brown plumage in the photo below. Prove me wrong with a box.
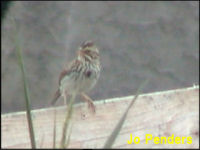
[51,41,100,113]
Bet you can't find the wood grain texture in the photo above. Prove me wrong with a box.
[1,86,199,148]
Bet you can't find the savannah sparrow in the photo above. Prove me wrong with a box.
[51,41,101,113]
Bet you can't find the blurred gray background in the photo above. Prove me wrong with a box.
[1,1,199,113]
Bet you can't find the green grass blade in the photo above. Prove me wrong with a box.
[14,19,36,148]
[103,79,149,148]
[60,94,76,148]
[53,109,57,148]
[65,123,73,148]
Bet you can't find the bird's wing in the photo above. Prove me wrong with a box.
[58,59,81,85]
[58,69,70,85]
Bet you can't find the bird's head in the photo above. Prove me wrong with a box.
[78,40,99,61]
[80,40,99,53]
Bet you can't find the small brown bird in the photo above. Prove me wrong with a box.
[51,41,101,113]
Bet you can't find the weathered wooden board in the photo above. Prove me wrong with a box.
[1,86,199,148]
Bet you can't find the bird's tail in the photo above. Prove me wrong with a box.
[51,89,61,105]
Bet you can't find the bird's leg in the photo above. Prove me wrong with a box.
[80,93,96,114]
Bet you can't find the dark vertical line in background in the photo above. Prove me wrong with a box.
[1,1,12,22]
